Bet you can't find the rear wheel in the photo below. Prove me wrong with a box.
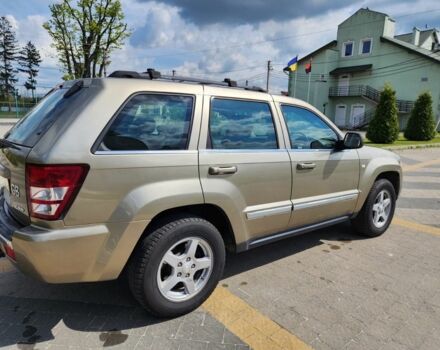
[128,216,225,317]
[351,179,396,237]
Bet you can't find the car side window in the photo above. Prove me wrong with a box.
[99,94,193,151]
[209,98,278,150]
[281,105,338,150]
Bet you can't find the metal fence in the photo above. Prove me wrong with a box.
[329,84,415,113]
[0,100,41,118]
[0,84,53,118]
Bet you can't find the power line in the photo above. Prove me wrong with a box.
[285,60,435,84]
[273,50,423,67]
[280,50,440,81]
[128,8,440,60]
[21,7,440,88]
[237,72,267,82]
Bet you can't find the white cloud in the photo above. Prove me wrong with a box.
[5,0,440,94]
[121,1,359,92]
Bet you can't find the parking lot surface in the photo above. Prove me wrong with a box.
[0,147,439,350]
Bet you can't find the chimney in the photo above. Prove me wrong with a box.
[412,27,421,46]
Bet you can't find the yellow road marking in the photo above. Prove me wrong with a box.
[393,217,440,237]
[402,158,440,172]
[203,286,313,350]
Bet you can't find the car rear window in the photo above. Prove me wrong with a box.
[5,86,87,147]
[98,94,194,151]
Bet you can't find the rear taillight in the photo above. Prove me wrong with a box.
[4,243,16,261]
[26,164,89,220]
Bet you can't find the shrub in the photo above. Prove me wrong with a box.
[366,84,399,143]
[404,92,436,141]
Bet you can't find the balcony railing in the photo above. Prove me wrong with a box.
[329,84,414,113]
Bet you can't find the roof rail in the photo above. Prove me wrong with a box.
[108,68,266,92]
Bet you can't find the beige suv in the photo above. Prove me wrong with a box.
[0,70,401,317]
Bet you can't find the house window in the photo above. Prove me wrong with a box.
[360,38,372,54]
[342,41,354,57]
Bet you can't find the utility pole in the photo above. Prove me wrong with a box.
[266,60,272,92]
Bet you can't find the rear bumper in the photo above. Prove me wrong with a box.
[0,193,148,283]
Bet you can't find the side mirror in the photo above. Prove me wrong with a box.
[344,132,363,149]
[336,132,363,150]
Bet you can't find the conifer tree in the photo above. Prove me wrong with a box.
[366,84,400,144]
[17,41,42,99]
[0,16,18,106]
[404,92,436,141]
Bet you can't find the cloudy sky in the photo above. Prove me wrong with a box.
[1,0,439,94]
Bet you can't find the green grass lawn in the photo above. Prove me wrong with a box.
[0,111,24,118]
[365,133,440,148]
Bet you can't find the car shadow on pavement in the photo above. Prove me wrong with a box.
[0,279,164,348]
[224,221,365,278]
[0,222,366,348]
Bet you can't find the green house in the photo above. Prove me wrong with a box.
[287,8,440,130]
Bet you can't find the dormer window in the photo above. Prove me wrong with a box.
[342,41,354,57]
[360,38,372,54]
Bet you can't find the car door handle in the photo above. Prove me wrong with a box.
[208,166,238,175]
[297,162,316,170]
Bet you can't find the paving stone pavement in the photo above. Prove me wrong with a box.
[0,147,439,350]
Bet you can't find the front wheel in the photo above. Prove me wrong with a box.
[351,179,396,237]
[128,216,225,317]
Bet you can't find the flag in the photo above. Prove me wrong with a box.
[284,56,298,72]
[305,60,312,74]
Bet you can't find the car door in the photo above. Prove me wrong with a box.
[278,104,360,229]
[198,88,292,248]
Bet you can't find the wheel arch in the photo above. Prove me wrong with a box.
[137,203,236,253]
[355,161,402,214]
[375,171,401,197]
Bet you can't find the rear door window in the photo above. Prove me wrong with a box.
[99,94,194,151]
[209,98,278,149]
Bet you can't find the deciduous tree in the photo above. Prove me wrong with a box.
[43,0,130,79]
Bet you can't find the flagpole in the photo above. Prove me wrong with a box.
[293,70,297,98]
[307,71,311,102]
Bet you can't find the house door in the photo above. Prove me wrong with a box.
[335,104,347,127]
[350,104,365,128]
[338,75,350,96]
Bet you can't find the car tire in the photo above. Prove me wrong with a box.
[128,215,225,318]
[351,179,396,237]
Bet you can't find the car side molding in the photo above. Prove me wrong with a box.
[236,216,350,252]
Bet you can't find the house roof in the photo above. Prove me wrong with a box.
[394,33,412,43]
[298,40,337,64]
[381,36,440,63]
[329,64,373,76]
[395,28,439,45]
[338,8,393,27]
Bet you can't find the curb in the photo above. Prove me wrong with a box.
[0,119,19,124]
[381,143,440,151]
